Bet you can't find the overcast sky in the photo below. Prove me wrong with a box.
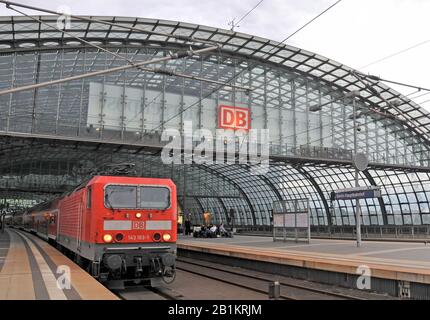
[1,0,429,111]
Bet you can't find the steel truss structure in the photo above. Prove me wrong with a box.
[0,15,430,227]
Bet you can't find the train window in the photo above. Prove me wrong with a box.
[139,186,170,209]
[105,185,137,209]
[87,187,92,209]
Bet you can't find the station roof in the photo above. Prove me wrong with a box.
[0,15,430,226]
[0,15,429,145]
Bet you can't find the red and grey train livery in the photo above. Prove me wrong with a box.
[12,175,177,288]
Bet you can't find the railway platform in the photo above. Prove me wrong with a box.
[177,235,430,299]
[0,228,118,300]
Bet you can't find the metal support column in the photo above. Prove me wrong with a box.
[353,97,362,247]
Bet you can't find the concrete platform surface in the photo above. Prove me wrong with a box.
[178,235,430,285]
[0,228,119,300]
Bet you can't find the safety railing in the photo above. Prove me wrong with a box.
[236,225,430,240]
[311,225,430,239]
[3,124,429,168]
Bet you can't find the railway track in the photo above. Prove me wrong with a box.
[114,285,185,300]
[176,257,367,300]
[115,258,391,300]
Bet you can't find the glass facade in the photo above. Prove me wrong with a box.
[0,16,430,226]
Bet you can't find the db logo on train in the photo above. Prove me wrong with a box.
[218,105,251,131]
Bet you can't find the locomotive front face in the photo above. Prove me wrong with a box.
[85,178,178,288]
[99,183,176,245]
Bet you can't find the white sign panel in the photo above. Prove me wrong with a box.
[103,220,132,230]
[273,214,284,227]
[284,214,295,227]
[87,82,248,132]
[274,213,309,228]
[296,213,309,228]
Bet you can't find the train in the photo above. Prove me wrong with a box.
[9,175,177,289]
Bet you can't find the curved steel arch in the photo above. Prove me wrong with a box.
[216,197,229,222]
[1,14,430,229]
[196,164,257,225]
[193,196,205,213]
[294,165,332,226]
[244,164,284,203]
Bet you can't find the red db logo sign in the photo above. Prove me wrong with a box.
[218,105,251,131]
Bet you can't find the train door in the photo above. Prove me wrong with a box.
[84,186,92,242]
[77,187,92,252]
[77,192,85,252]
[48,210,58,240]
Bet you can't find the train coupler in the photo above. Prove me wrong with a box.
[135,257,143,273]
[150,257,163,275]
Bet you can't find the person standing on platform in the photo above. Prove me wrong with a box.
[203,211,211,226]
[229,208,235,232]
[185,214,192,236]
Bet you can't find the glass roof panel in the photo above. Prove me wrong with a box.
[193,30,213,39]
[0,34,13,40]
[228,37,248,46]
[0,23,13,31]
[67,22,89,30]
[0,14,427,152]
[14,32,37,39]
[86,32,108,37]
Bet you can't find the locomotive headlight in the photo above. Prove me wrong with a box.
[103,234,113,243]
[135,212,142,219]
[163,233,171,241]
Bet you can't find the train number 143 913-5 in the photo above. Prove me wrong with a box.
[127,234,145,241]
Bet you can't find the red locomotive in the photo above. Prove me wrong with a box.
[13,175,177,288]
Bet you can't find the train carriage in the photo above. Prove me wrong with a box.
[13,175,177,289]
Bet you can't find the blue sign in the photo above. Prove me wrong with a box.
[335,187,381,200]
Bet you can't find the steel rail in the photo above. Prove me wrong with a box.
[177,258,361,300]
[175,263,292,300]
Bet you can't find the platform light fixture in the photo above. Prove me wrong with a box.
[309,104,322,112]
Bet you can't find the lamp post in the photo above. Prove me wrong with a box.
[310,90,362,247]
[351,92,362,247]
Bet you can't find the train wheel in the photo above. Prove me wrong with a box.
[162,266,176,284]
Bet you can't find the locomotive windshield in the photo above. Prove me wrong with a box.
[105,185,137,209]
[105,185,170,209]
[140,186,170,209]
